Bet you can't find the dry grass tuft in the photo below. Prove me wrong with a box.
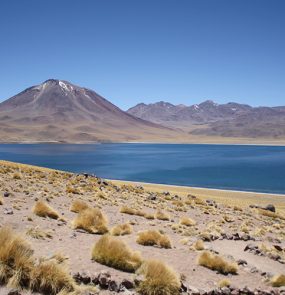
[72,207,108,234]
[218,278,231,288]
[30,260,75,294]
[136,259,180,295]
[198,251,238,274]
[271,274,285,287]
[120,206,137,215]
[193,240,204,251]
[0,196,3,205]
[70,200,89,213]
[12,172,22,179]
[180,216,196,226]
[26,227,53,240]
[32,201,60,219]
[155,210,170,221]
[0,226,34,288]
[258,209,285,220]
[137,230,172,249]
[111,223,133,236]
[144,213,155,220]
[92,235,142,272]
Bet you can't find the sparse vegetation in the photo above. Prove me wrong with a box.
[32,200,60,219]
[72,207,108,234]
[271,274,285,287]
[218,278,231,288]
[155,210,170,221]
[91,235,142,272]
[180,216,196,226]
[137,230,172,249]
[193,239,204,251]
[136,259,180,295]
[198,251,238,274]
[70,199,89,213]
[111,223,133,236]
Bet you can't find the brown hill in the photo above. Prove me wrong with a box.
[128,101,285,139]
[0,79,185,143]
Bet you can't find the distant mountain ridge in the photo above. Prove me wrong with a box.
[0,80,184,143]
[127,100,285,138]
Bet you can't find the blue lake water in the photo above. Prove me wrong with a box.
[0,143,285,194]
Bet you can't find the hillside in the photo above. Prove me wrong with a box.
[0,80,184,143]
[128,101,285,139]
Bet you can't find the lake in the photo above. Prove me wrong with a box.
[0,143,285,194]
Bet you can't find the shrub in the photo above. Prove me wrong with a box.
[26,227,53,240]
[70,200,89,213]
[30,260,75,294]
[0,227,34,288]
[32,201,60,219]
[271,274,285,287]
[136,259,180,295]
[155,210,170,221]
[136,230,172,249]
[91,235,142,272]
[258,209,285,220]
[111,223,133,236]
[194,240,204,251]
[72,208,108,234]
[180,217,196,226]
[13,172,21,179]
[120,206,136,215]
[144,213,155,220]
[218,278,231,288]
[198,251,238,274]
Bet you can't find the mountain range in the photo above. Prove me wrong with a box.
[0,80,184,143]
[127,101,285,139]
[0,79,285,143]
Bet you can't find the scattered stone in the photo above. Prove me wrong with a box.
[7,289,22,295]
[3,192,10,198]
[120,279,135,290]
[264,204,275,212]
[4,208,13,215]
[237,259,248,265]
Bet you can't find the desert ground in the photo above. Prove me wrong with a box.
[0,160,285,295]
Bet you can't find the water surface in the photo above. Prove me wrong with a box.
[0,143,285,194]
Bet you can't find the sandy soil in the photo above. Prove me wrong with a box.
[0,160,285,294]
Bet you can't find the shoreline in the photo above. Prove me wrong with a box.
[110,179,285,213]
[1,159,285,212]
[1,141,285,147]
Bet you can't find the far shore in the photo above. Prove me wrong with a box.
[1,140,285,146]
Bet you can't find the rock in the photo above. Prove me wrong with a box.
[273,244,283,251]
[148,194,156,201]
[221,287,231,295]
[237,259,248,265]
[268,253,281,261]
[4,208,13,215]
[187,285,200,295]
[250,267,259,273]
[98,271,111,289]
[244,243,257,252]
[72,271,91,284]
[7,290,22,295]
[120,279,135,290]
[206,199,216,206]
[3,192,10,198]
[264,204,275,212]
[180,281,188,292]
[108,280,119,292]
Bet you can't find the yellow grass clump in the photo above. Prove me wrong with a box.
[155,210,170,221]
[72,207,108,234]
[271,274,285,287]
[137,230,172,249]
[193,239,204,251]
[258,209,285,220]
[179,216,196,226]
[91,235,142,272]
[218,278,231,288]
[136,259,180,295]
[12,172,22,179]
[70,199,89,213]
[111,223,133,236]
[120,206,145,217]
[32,201,60,220]
[198,251,238,274]
[0,226,34,288]
[30,260,75,294]
[26,227,53,240]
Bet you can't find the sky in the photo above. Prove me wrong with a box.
[0,0,284,110]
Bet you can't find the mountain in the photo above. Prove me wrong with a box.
[0,80,185,143]
[127,101,285,139]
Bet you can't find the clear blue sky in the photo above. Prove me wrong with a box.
[0,0,284,110]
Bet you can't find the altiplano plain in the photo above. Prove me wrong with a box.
[0,160,285,295]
